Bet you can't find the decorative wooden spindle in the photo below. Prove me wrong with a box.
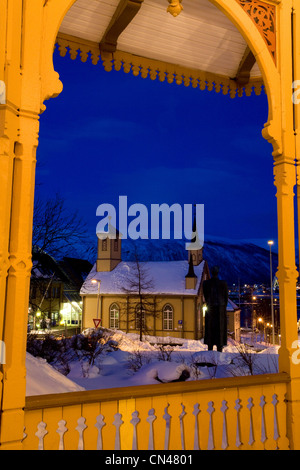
[193,403,200,450]
[272,394,279,443]
[146,408,156,450]
[247,398,255,446]
[234,399,242,448]
[130,411,140,450]
[113,413,123,450]
[221,400,229,450]
[207,401,215,450]
[56,420,68,450]
[163,404,171,451]
[95,414,106,450]
[260,396,267,444]
[179,404,186,450]
[76,417,87,451]
[35,421,48,450]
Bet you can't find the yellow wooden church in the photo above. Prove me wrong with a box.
[81,231,210,340]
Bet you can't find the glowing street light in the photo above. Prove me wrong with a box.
[268,240,275,345]
[251,294,257,334]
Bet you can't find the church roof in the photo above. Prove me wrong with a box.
[80,260,205,296]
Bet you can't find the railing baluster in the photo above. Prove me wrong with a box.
[221,400,228,450]
[163,404,171,450]
[113,413,123,450]
[247,398,254,446]
[193,403,200,450]
[260,396,267,445]
[179,404,186,450]
[57,419,67,450]
[207,401,215,450]
[234,399,242,448]
[272,394,279,444]
[146,408,156,450]
[22,426,27,443]
[95,414,105,450]
[35,421,47,450]
[76,417,87,450]
[130,411,140,450]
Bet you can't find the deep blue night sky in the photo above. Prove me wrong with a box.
[36,48,277,249]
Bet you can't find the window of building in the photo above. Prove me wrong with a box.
[102,239,108,251]
[136,303,145,330]
[109,303,120,329]
[163,304,173,330]
[52,286,61,298]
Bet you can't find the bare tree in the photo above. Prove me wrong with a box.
[29,194,92,325]
[32,193,90,260]
[121,247,159,341]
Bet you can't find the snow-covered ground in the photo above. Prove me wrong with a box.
[26,329,280,396]
[26,352,85,396]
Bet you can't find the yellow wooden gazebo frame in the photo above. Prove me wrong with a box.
[0,0,300,450]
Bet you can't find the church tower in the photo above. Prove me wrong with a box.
[96,223,122,272]
[185,255,197,289]
[187,207,203,266]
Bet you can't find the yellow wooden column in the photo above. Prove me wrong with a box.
[274,0,300,450]
[0,108,17,416]
[0,0,70,448]
[0,0,24,449]
[0,116,39,450]
[291,0,300,450]
[294,4,300,272]
[0,0,48,449]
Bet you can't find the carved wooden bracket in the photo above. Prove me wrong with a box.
[100,0,144,53]
[236,0,276,64]
[235,46,256,86]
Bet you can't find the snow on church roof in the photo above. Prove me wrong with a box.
[80,260,205,296]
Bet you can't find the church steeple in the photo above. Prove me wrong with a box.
[96,220,122,272]
[187,205,203,266]
[185,255,197,289]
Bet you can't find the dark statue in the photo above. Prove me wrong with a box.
[203,266,228,352]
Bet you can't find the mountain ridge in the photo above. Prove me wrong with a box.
[120,238,279,286]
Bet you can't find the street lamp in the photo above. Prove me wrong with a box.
[258,317,264,342]
[252,295,257,340]
[268,240,275,345]
[91,279,101,324]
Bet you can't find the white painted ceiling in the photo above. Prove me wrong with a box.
[59,0,262,78]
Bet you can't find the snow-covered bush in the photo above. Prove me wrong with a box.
[26,329,118,378]
[127,348,152,373]
[156,344,175,362]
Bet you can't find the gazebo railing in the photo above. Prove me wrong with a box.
[23,373,290,450]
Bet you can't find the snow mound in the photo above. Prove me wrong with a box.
[109,330,156,351]
[258,345,280,355]
[26,353,86,396]
[130,361,191,386]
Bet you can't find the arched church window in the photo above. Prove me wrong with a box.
[102,239,107,251]
[163,304,173,330]
[109,303,119,329]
